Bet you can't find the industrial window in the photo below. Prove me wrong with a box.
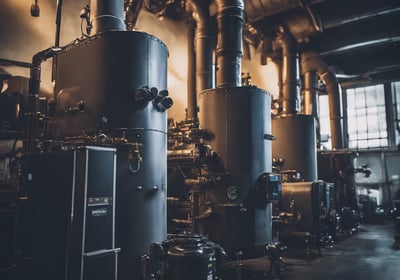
[346,84,388,149]
[392,81,400,147]
[318,94,332,150]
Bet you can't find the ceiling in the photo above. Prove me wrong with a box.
[2,0,399,88]
[245,0,400,86]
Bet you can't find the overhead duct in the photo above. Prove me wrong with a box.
[187,0,213,120]
[215,0,245,87]
[274,26,300,115]
[246,0,304,22]
[301,50,345,149]
[245,0,323,41]
[90,0,126,34]
[318,1,400,29]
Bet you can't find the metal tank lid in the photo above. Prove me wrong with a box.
[59,30,168,56]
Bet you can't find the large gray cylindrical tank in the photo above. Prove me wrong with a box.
[199,86,272,192]
[54,31,168,136]
[198,86,273,254]
[272,114,317,181]
[53,31,168,280]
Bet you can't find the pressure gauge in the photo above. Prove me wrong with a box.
[226,186,239,200]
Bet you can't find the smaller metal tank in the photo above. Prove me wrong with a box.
[198,85,274,256]
[278,180,334,251]
[272,114,317,181]
[199,86,273,198]
[141,234,225,280]
[167,241,216,280]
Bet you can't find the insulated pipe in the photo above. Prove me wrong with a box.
[301,70,320,148]
[301,51,344,149]
[26,47,61,154]
[302,70,318,116]
[215,0,244,87]
[188,0,213,119]
[186,20,197,120]
[274,26,300,115]
[54,0,63,47]
[90,0,126,34]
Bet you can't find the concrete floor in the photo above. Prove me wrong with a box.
[1,222,399,280]
[225,222,400,280]
[282,223,399,280]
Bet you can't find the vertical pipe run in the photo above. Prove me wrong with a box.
[275,26,300,115]
[124,0,144,30]
[302,71,318,116]
[301,51,345,149]
[54,0,63,47]
[188,0,213,119]
[321,71,344,149]
[90,0,126,34]
[215,0,245,87]
[302,70,321,147]
[186,20,197,120]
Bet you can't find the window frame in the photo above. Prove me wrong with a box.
[344,81,399,150]
[318,80,400,151]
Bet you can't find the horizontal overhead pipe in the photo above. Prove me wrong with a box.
[215,0,245,87]
[245,0,325,31]
[301,51,345,149]
[245,0,304,22]
[319,1,400,29]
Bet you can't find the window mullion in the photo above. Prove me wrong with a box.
[385,82,396,148]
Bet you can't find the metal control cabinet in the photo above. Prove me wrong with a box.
[20,146,119,280]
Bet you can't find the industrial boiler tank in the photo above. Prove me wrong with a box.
[198,85,275,256]
[53,30,171,280]
[278,180,332,252]
[272,114,317,181]
[318,151,358,210]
